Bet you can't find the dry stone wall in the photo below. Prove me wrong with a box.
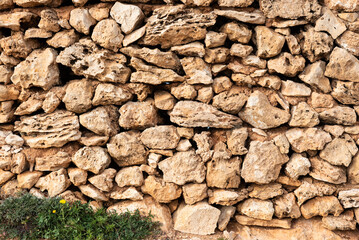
[1,0,359,238]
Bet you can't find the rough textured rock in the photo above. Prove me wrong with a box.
[235,215,292,229]
[214,9,265,24]
[91,19,123,52]
[119,102,159,130]
[92,83,132,106]
[315,8,346,39]
[285,153,311,179]
[239,91,290,129]
[241,141,289,184]
[173,202,221,235]
[14,110,81,148]
[274,193,301,219]
[331,80,359,105]
[281,80,311,97]
[0,32,39,59]
[110,2,144,34]
[300,196,343,219]
[285,128,332,153]
[47,29,79,48]
[78,184,109,201]
[338,189,359,208]
[68,168,87,186]
[207,157,241,188]
[72,146,111,174]
[255,26,285,58]
[220,22,252,44]
[336,31,359,56]
[208,189,248,206]
[294,181,337,206]
[322,210,357,231]
[141,175,182,203]
[298,61,331,93]
[348,153,359,184]
[181,57,212,84]
[35,169,71,197]
[158,150,206,185]
[212,87,247,114]
[154,91,176,110]
[170,101,242,129]
[319,106,357,125]
[289,102,319,127]
[249,183,284,200]
[140,126,180,150]
[182,183,208,205]
[35,151,71,171]
[17,171,42,189]
[268,53,305,77]
[115,166,143,187]
[309,156,347,184]
[69,8,96,35]
[88,168,116,192]
[62,80,93,114]
[218,206,236,231]
[239,198,274,220]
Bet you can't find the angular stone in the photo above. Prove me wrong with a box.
[320,134,358,167]
[214,9,265,24]
[78,184,109,201]
[14,110,81,148]
[0,12,38,31]
[241,141,289,184]
[239,199,274,220]
[122,47,180,71]
[274,193,301,219]
[88,4,110,20]
[80,106,119,137]
[115,166,143,187]
[11,48,59,91]
[69,8,96,35]
[207,157,241,188]
[268,53,305,77]
[35,151,71,171]
[0,32,39,59]
[130,57,184,85]
[299,61,331,93]
[140,126,180,150]
[319,106,357,125]
[182,183,208,205]
[110,2,144,34]
[0,0,13,10]
[285,153,311,179]
[0,169,14,185]
[322,210,357,231]
[212,87,247,114]
[122,26,146,47]
[0,179,20,198]
[63,80,94,114]
[158,150,205,185]
[349,153,359,184]
[119,101,158,130]
[171,83,197,100]
[294,181,337,206]
[14,95,43,116]
[315,8,347,39]
[92,83,132,106]
[38,9,60,32]
[235,215,291,229]
[5,134,23,147]
[218,0,253,7]
[173,202,220,235]
[68,168,87,186]
[285,128,331,153]
[181,57,212,84]
[24,28,52,39]
[230,43,253,58]
[180,0,213,6]
[255,26,285,58]
[107,131,147,167]
[325,47,359,82]
[300,196,343,219]
[205,31,227,48]
[88,168,116,192]
[73,146,111,174]
[17,171,42,189]
[91,19,123,51]
[289,102,319,127]
[35,169,70,197]
[57,39,131,83]
[239,91,290,129]
[227,127,248,155]
[107,196,173,232]
[0,101,15,124]
[309,156,347,184]
[324,0,359,12]
[331,80,359,105]
[0,65,13,85]
[142,6,216,48]
[249,183,284,200]
[170,42,205,57]
[154,91,176,111]
[338,189,359,208]
[259,0,321,20]
[110,186,143,201]
[197,87,214,104]
[47,29,79,48]
[286,35,301,55]
[281,80,311,97]
[220,22,252,44]
[170,101,242,129]
[204,47,229,64]
[336,31,359,56]
[141,175,182,203]
[10,152,27,174]
[208,189,248,206]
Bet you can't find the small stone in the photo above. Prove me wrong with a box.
[140,126,180,150]
[63,80,94,114]
[158,150,206,185]
[119,102,159,130]
[0,179,20,198]
[315,8,347,39]
[212,87,247,114]
[218,206,236,231]
[289,102,319,127]
[300,196,343,219]
[227,127,248,155]
[92,19,123,51]
[309,156,347,184]
[154,91,176,111]
[88,4,109,20]
[348,153,359,184]
[336,31,359,56]
[92,83,132,106]
[68,168,87,186]
[274,193,301,219]
[110,186,143,201]
[273,134,290,154]
[218,0,253,7]
[182,183,208,205]
[230,43,253,58]
[181,57,212,85]
[79,133,109,146]
[72,146,111,174]
[319,106,357,125]
[324,0,359,12]
[38,9,60,32]
[0,65,13,85]
[170,42,205,57]
[322,210,357,231]
[255,26,285,58]
[239,91,291,129]
[10,152,27,174]
[205,31,227,48]
[285,153,311,180]
[173,202,221,235]
[338,189,359,208]
[35,169,71,197]
[78,184,109,201]
[220,22,252,44]
[122,26,146,47]
[171,83,197,100]
[24,28,52,39]
[239,199,274,220]
[324,125,345,137]
[0,32,39,59]
[331,80,359,105]
[268,52,305,77]
[208,189,248,206]
[281,80,311,97]
[286,35,301,55]
[204,47,229,64]
[177,127,194,139]
[17,171,42,189]
[0,169,14,185]
[214,9,265,24]
[285,128,332,153]
[241,141,289,184]
[294,181,336,206]
[196,86,213,104]
[47,29,79,48]
[115,166,143,187]
[249,183,284,200]
[88,168,116,192]
[180,0,213,6]
[69,8,96,35]
[141,175,182,203]
[207,157,241,188]
[110,2,144,34]
[0,12,37,31]
[299,61,331,93]
[235,215,291,229]
[35,151,71,171]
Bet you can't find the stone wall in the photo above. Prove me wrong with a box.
[0,0,359,238]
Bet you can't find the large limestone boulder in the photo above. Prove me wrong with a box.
[241,141,289,184]
[173,202,221,235]
[14,110,81,148]
[239,91,290,129]
[72,146,111,174]
[140,125,180,150]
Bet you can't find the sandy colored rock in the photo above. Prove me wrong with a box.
[319,106,356,125]
[154,91,176,110]
[182,183,208,205]
[62,80,93,114]
[91,19,123,51]
[207,157,241,188]
[141,175,182,203]
[220,22,252,44]
[110,2,144,34]
[110,186,143,201]
[0,0,13,10]
[212,87,247,114]
[142,6,216,48]
[301,196,343,219]
[298,61,331,93]
[249,183,284,200]
[230,43,253,58]
[331,80,359,105]
[181,57,212,85]
[208,189,248,206]
[107,131,147,167]
[274,193,301,219]
[241,141,288,184]
[268,52,305,77]
[92,83,132,106]
[239,198,274,220]
[24,28,52,39]
[122,26,146,47]
[88,168,116,192]
[119,101,158,130]
[218,0,253,6]
[239,91,290,129]
[170,42,205,57]
[205,31,227,48]
[180,0,213,6]
[294,181,337,206]
[173,202,220,235]
[14,110,81,148]
[196,86,213,103]
[281,80,311,97]
[57,39,131,83]
[35,151,71,171]
[158,150,205,185]
[235,215,292,229]
[322,210,357,231]
[348,153,359,184]
[315,8,346,39]
[218,206,236,231]
[204,47,229,64]
[17,171,42,189]
[336,31,359,56]
[69,8,96,35]
[171,83,197,100]
[170,101,242,129]
[0,12,38,31]
[78,184,109,201]
[72,146,111,174]
[140,126,180,150]
[68,168,87,186]
[338,189,359,208]
[289,102,319,127]
[10,152,27,174]
[0,169,14,185]
[285,128,331,153]
[227,127,248,155]
[35,169,71,197]
[0,32,39,59]
[115,166,143,187]
[214,9,265,24]
[285,153,311,179]
[255,26,285,58]
[0,101,15,124]
[0,65,13,85]
[0,179,21,198]
[309,156,347,184]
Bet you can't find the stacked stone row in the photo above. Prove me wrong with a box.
[1,0,359,237]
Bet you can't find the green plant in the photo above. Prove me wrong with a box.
[0,193,160,240]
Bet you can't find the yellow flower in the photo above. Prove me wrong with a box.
[59,199,66,204]
[52,210,56,213]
